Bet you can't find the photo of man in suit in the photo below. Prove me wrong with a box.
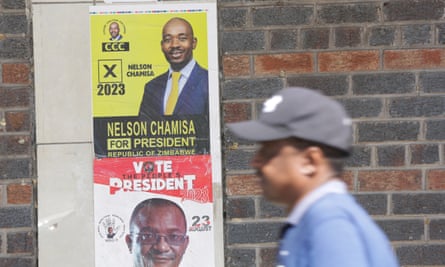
[138,17,208,120]
[109,21,123,41]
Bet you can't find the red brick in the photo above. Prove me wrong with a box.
[318,50,379,72]
[254,53,313,75]
[2,63,30,84]
[226,174,262,196]
[358,170,422,191]
[223,102,251,123]
[384,49,445,70]
[341,170,354,191]
[5,111,29,132]
[223,55,250,77]
[427,169,445,190]
[7,184,32,204]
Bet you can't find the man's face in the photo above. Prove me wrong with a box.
[109,23,120,39]
[126,205,189,267]
[251,139,307,205]
[161,19,196,71]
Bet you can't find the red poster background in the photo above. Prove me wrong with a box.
[94,155,212,203]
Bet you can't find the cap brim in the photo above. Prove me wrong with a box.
[227,120,291,141]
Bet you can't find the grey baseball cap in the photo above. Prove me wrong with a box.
[227,87,353,156]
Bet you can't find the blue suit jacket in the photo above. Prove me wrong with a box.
[138,63,208,120]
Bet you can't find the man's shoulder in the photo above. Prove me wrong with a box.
[302,193,380,232]
[194,63,208,74]
[304,194,359,221]
[191,63,209,85]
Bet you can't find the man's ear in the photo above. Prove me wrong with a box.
[300,165,315,176]
[192,37,197,49]
[125,234,133,253]
[184,235,190,249]
[301,147,324,176]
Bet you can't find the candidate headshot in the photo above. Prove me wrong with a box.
[109,21,123,41]
[125,198,189,267]
[138,17,209,119]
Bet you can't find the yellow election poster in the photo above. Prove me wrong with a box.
[90,3,220,267]
[91,4,211,158]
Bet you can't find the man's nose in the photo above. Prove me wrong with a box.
[171,37,180,47]
[153,236,170,252]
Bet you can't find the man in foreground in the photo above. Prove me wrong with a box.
[228,87,399,267]
[126,198,189,267]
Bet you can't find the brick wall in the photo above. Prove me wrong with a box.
[221,0,445,266]
[1,0,445,266]
[0,0,35,266]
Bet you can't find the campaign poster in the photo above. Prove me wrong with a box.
[90,3,219,267]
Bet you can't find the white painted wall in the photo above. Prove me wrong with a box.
[33,2,95,266]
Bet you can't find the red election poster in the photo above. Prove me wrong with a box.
[94,156,212,202]
[90,2,219,267]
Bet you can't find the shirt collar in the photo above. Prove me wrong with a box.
[287,179,347,225]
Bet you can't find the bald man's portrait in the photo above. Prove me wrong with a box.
[109,21,123,41]
[126,198,189,267]
[138,17,209,119]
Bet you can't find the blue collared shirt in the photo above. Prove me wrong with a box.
[287,179,347,226]
[277,179,399,267]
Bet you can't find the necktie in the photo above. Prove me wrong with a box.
[165,71,180,115]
